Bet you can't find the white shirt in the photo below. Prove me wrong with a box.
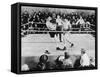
[76,19,85,25]
[46,21,56,30]
[63,58,73,66]
[56,18,63,26]
[80,53,90,66]
[63,20,71,30]
[21,64,29,71]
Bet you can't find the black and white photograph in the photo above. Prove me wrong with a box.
[20,5,97,72]
[0,0,100,76]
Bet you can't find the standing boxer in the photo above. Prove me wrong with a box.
[62,18,74,50]
[56,15,63,42]
[56,15,65,50]
[46,16,56,38]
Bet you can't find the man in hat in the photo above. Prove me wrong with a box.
[80,48,90,67]
[62,18,74,49]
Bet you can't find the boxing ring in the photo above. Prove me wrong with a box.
[21,31,95,67]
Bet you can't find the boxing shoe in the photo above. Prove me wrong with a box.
[56,46,66,51]
[70,43,74,47]
[45,50,50,54]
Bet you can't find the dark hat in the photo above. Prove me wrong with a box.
[39,54,48,63]
[81,48,86,54]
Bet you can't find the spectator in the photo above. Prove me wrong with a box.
[62,52,73,69]
[76,16,85,31]
[55,55,64,69]
[22,11,29,24]
[37,54,48,70]
[21,64,29,71]
[90,57,95,67]
[80,48,90,67]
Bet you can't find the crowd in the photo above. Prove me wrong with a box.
[21,10,95,37]
[22,48,95,71]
